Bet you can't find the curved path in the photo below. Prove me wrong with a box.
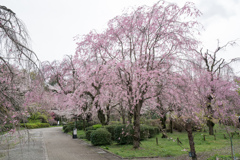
[1,127,172,160]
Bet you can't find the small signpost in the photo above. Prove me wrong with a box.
[73,128,77,139]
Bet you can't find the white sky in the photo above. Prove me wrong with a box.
[1,0,240,71]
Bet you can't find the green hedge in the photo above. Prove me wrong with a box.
[141,124,160,138]
[105,124,120,140]
[140,125,150,140]
[114,125,134,144]
[85,124,102,131]
[86,130,93,141]
[113,124,159,144]
[90,128,111,146]
[63,121,86,133]
[20,123,50,129]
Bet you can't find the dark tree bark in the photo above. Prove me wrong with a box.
[160,114,167,129]
[128,111,133,124]
[207,95,214,135]
[186,122,197,160]
[133,101,142,149]
[106,105,110,125]
[120,104,126,124]
[207,120,215,135]
[97,109,106,126]
[169,118,173,133]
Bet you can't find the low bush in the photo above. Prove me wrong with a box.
[114,124,159,144]
[108,121,121,125]
[90,128,111,146]
[114,125,134,144]
[20,123,50,129]
[28,120,41,123]
[63,122,79,132]
[1,124,14,132]
[38,114,48,123]
[85,124,102,131]
[140,125,160,140]
[140,125,149,140]
[148,126,160,138]
[86,130,93,141]
[105,124,119,140]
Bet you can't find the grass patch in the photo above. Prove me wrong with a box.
[101,124,240,158]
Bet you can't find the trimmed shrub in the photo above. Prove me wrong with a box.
[86,130,93,141]
[145,125,160,138]
[37,123,50,128]
[38,115,48,123]
[105,124,119,140]
[114,125,133,144]
[108,121,121,125]
[90,128,111,146]
[140,125,150,140]
[20,123,50,129]
[62,121,86,133]
[63,125,73,133]
[114,124,159,144]
[139,125,159,140]
[92,124,102,129]
[85,124,102,131]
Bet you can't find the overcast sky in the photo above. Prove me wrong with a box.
[1,0,240,71]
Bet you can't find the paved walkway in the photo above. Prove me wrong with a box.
[0,127,172,160]
[43,127,120,160]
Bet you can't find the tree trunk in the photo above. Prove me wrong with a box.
[122,112,126,124]
[207,120,214,135]
[160,114,166,129]
[83,119,86,131]
[128,111,133,124]
[186,122,197,160]
[120,104,126,124]
[169,118,173,133]
[207,95,214,135]
[106,109,110,125]
[97,109,106,126]
[133,101,142,149]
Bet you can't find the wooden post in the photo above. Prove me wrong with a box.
[177,137,182,145]
[156,137,158,145]
[214,134,216,140]
[203,135,206,141]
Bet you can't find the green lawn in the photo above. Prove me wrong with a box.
[65,124,240,158]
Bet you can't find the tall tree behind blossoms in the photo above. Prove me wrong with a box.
[172,43,240,160]
[193,42,240,135]
[0,6,40,133]
[75,0,201,149]
[73,37,119,125]
[42,55,78,112]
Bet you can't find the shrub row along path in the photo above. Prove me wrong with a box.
[0,127,171,160]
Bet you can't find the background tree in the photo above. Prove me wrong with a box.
[0,5,41,131]
[75,0,201,149]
